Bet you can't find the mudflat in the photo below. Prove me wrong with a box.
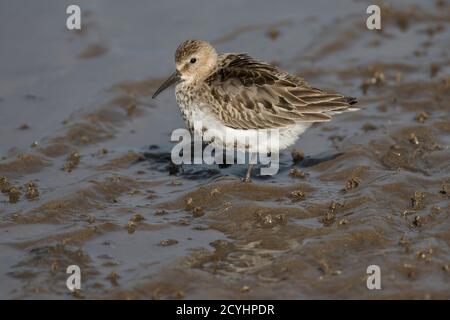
[0,0,449,299]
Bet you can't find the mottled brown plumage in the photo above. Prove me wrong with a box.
[163,40,358,131]
[175,40,205,64]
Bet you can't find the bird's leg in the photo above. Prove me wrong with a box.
[243,164,254,183]
[242,153,256,183]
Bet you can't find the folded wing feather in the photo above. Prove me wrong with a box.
[205,53,357,130]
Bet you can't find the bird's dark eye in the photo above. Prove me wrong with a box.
[190,58,197,64]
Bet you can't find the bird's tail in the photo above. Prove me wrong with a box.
[330,96,360,114]
[344,96,358,105]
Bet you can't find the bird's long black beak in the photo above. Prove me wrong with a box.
[152,70,181,99]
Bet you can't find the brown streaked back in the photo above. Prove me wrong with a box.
[203,53,358,130]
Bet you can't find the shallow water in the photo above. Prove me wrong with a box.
[0,0,449,299]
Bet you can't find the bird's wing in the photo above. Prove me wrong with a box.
[204,53,356,130]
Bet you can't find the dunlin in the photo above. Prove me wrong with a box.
[152,40,358,181]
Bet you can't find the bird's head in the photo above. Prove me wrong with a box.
[152,40,218,99]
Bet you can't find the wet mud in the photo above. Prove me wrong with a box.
[0,0,449,299]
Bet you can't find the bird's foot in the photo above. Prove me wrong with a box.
[242,176,252,183]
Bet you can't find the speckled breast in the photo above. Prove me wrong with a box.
[175,87,196,132]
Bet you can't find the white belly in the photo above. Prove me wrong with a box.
[186,107,310,154]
